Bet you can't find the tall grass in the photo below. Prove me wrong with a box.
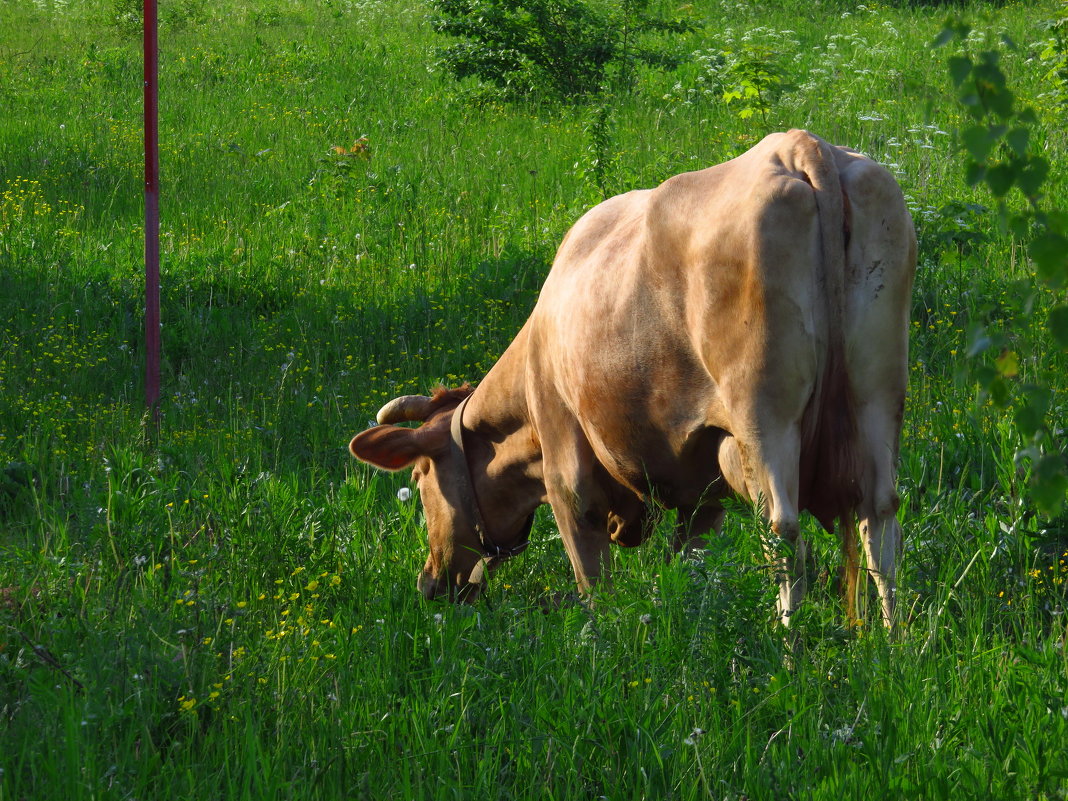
[0,0,1066,798]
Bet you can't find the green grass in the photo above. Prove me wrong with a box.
[1,0,1067,797]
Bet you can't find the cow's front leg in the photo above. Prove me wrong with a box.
[546,480,612,595]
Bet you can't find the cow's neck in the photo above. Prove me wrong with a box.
[458,324,546,528]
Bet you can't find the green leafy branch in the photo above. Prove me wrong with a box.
[936,20,1068,515]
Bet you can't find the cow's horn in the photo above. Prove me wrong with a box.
[376,395,435,425]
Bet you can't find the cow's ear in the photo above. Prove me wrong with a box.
[349,425,422,471]
[349,424,448,471]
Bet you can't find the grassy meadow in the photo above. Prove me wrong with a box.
[1,0,1067,797]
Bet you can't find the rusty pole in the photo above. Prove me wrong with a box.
[144,0,160,421]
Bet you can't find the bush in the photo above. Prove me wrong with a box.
[429,0,693,99]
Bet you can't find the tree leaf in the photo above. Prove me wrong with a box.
[1049,305,1068,350]
[1006,127,1029,158]
[962,125,996,163]
[987,85,1015,119]
[1029,232,1068,285]
[948,55,972,87]
[1017,157,1049,198]
[986,163,1015,197]
[932,25,957,48]
[1014,402,1044,440]
[967,323,994,357]
[994,349,1019,378]
[1030,454,1068,516]
[989,375,1011,407]
[932,20,970,48]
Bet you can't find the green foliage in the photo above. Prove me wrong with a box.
[109,0,142,34]
[720,44,790,124]
[428,0,691,98]
[938,20,1068,515]
[1039,0,1068,106]
[572,101,617,200]
[664,27,797,128]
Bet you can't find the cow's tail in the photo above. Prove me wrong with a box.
[801,134,860,525]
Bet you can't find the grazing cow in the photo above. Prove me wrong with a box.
[350,130,916,626]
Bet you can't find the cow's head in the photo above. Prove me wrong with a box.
[349,386,533,601]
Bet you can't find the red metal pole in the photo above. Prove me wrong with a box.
[144,0,160,420]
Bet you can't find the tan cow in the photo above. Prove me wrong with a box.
[350,130,916,626]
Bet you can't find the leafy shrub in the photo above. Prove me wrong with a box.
[109,0,142,34]
[429,0,692,99]
[665,27,796,123]
[720,43,791,123]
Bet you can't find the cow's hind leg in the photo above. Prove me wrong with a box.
[837,151,914,629]
[861,510,900,626]
[856,402,903,626]
[728,430,807,626]
[838,515,861,625]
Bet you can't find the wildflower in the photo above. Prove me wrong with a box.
[831,725,856,744]
[397,487,411,502]
[684,728,706,746]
